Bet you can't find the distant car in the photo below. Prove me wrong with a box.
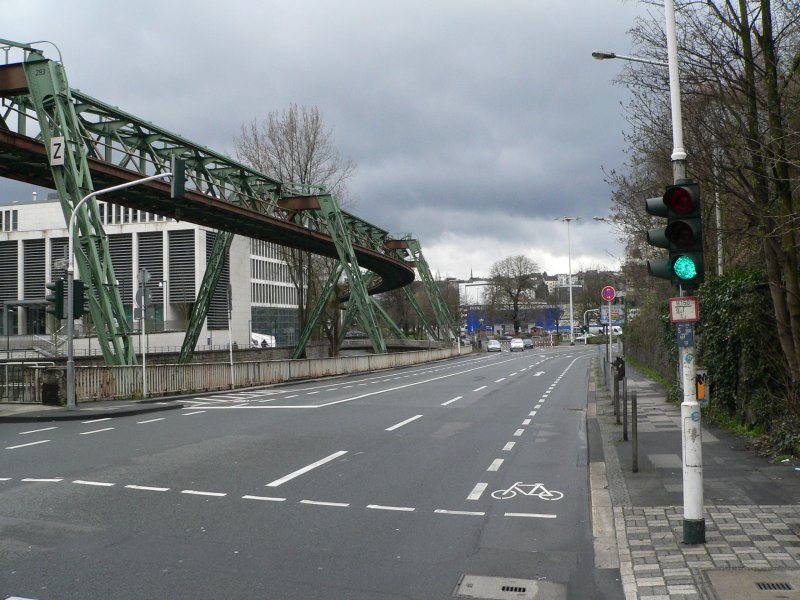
[523,338,534,349]
[486,339,502,352]
[510,338,524,352]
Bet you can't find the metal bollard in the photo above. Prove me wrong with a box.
[632,391,638,473]
[623,377,628,441]
[613,369,620,424]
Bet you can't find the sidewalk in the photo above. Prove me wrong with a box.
[592,355,800,599]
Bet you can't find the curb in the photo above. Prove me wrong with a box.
[0,402,184,423]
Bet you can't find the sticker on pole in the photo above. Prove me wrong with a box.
[669,297,699,323]
[600,286,616,302]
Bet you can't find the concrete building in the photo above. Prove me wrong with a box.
[0,192,299,355]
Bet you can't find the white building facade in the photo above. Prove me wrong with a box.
[0,193,299,355]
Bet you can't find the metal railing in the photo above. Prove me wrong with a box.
[70,347,466,401]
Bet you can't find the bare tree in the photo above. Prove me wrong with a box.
[607,1,800,411]
[235,104,356,354]
[486,255,541,334]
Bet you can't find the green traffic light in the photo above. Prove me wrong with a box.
[673,255,698,280]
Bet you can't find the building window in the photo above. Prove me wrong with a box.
[2,209,18,232]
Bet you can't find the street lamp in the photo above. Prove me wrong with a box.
[556,216,579,345]
[66,172,174,408]
[594,0,704,545]
[591,51,668,68]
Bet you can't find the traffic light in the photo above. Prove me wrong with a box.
[645,179,704,291]
[171,156,186,199]
[45,279,65,319]
[72,279,86,319]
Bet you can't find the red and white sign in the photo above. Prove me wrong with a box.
[600,286,616,302]
[669,297,699,323]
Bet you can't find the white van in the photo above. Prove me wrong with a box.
[251,333,276,348]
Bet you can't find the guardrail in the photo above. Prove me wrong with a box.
[50,347,470,402]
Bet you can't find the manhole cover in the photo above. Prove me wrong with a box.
[702,569,800,599]
[453,575,566,599]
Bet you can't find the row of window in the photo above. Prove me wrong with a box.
[251,258,292,284]
[98,203,168,225]
[251,239,284,260]
[251,282,296,306]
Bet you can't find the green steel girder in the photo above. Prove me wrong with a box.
[315,195,386,354]
[177,231,234,363]
[405,239,459,340]
[0,40,420,363]
[291,262,343,359]
[20,52,135,364]
[402,285,439,340]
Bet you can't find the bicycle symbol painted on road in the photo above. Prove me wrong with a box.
[491,482,564,501]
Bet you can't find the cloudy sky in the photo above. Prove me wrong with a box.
[3,0,652,279]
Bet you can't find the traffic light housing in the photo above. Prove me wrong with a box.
[72,279,86,319]
[45,279,65,319]
[645,179,704,291]
[171,156,186,199]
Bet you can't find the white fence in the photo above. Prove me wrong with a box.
[75,347,468,401]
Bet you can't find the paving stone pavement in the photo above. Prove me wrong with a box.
[591,352,800,599]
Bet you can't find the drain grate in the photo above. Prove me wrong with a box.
[702,569,800,600]
[454,574,566,599]
[756,581,793,591]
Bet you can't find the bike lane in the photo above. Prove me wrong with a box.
[466,351,614,597]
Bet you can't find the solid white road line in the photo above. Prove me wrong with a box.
[300,500,349,507]
[467,482,488,501]
[19,426,58,435]
[434,509,485,516]
[181,411,207,416]
[242,495,286,502]
[367,504,415,512]
[22,477,62,482]
[6,440,51,450]
[73,480,115,487]
[181,490,227,497]
[504,512,557,519]
[80,427,114,435]
[487,459,504,472]
[494,378,506,383]
[125,485,170,492]
[441,396,462,406]
[473,385,487,392]
[385,414,423,431]
[137,418,165,424]
[82,417,111,424]
[266,450,348,487]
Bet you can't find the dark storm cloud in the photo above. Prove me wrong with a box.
[4,0,649,275]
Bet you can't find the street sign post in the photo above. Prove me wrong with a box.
[601,286,616,367]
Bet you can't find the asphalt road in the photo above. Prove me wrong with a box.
[1,346,622,599]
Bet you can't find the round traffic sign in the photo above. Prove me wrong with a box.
[601,286,616,302]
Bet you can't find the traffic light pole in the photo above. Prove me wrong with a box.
[665,0,705,544]
[66,172,174,408]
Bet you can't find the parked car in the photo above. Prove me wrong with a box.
[486,339,502,352]
[523,338,534,349]
[510,338,524,352]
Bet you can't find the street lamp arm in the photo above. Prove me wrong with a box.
[591,50,668,68]
[67,172,173,273]
[65,171,172,409]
